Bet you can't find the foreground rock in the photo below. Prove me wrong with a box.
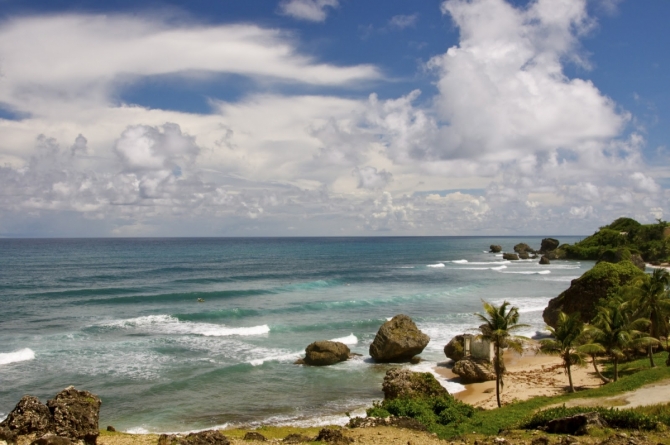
[47,386,101,445]
[158,430,230,445]
[369,315,430,362]
[490,245,502,253]
[243,432,266,441]
[347,416,427,431]
[0,395,53,437]
[381,368,449,400]
[0,426,18,445]
[452,357,496,383]
[300,341,350,366]
[315,428,353,444]
[540,238,560,253]
[444,335,465,361]
[543,412,607,435]
[543,260,645,327]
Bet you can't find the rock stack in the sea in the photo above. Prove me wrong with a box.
[443,335,465,362]
[489,245,502,253]
[295,340,351,366]
[381,368,449,400]
[539,238,560,253]
[451,358,496,383]
[369,315,429,362]
[0,386,101,445]
[502,253,519,261]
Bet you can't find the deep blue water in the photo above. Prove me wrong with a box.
[0,237,589,432]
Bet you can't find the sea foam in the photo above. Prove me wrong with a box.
[98,315,270,337]
[330,333,358,345]
[427,263,445,268]
[0,348,35,366]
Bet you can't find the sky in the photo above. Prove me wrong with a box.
[0,0,668,237]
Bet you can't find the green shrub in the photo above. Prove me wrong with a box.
[366,394,474,428]
[520,405,664,431]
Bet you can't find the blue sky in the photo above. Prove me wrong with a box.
[0,0,668,236]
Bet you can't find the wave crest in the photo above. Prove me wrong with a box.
[95,315,270,337]
[330,334,358,345]
[0,348,35,366]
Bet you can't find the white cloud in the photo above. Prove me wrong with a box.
[278,0,339,22]
[389,14,419,29]
[354,166,393,190]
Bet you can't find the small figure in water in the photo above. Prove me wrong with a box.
[197,298,205,303]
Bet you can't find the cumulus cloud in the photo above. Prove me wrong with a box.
[354,166,393,190]
[278,0,339,22]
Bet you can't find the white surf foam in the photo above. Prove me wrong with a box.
[499,270,550,275]
[453,260,510,265]
[331,333,358,345]
[453,259,469,264]
[427,263,445,268]
[98,315,270,337]
[413,362,466,394]
[0,348,35,366]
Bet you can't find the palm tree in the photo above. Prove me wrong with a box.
[633,268,670,367]
[475,300,529,407]
[539,311,589,392]
[586,295,658,381]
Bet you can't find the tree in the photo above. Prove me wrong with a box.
[539,311,588,392]
[475,300,529,407]
[632,268,670,367]
[586,295,658,381]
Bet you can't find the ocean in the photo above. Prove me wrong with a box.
[0,237,589,433]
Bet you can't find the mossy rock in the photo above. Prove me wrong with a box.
[542,260,645,327]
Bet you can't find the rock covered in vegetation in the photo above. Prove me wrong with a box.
[381,368,449,400]
[502,253,519,261]
[514,243,536,254]
[158,430,230,445]
[490,245,502,253]
[597,248,646,271]
[369,315,430,362]
[46,386,101,445]
[0,395,53,437]
[452,357,496,383]
[542,260,645,327]
[301,340,350,366]
[444,335,465,361]
[539,256,551,265]
[543,412,607,435]
[540,238,560,253]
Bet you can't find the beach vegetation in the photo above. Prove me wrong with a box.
[520,405,666,431]
[475,300,529,407]
[630,267,670,367]
[366,393,475,429]
[539,311,592,392]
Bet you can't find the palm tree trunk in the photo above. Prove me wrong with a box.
[649,343,656,368]
[495,345,502,408]
[591,355,611,384]
[567,363,575,393]
[613,356,619,382]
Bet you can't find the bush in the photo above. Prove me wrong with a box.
[520,405,665,431]
[366,394,474,428]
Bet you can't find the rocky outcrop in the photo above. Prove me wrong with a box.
[452,357,496,383]
[543,249,567,260]
[543,412,607,435]
[0,425,18,445]
[596,248,646,271]
[540,238,560,253]
[46,387,101,445]
[502,253,519,261]
[543,260,645,327]
[369,315,429,362]
[519,252,530,260]
[158,430,230,445]
[0,395,53,437]
[314,428,352,444]
[381,368,449,400]
[301,341,350,366]
[243,432,266,441]
[539,256,551,265]
[444,335,465,361]
[490,245,502,253]
[514,243,536,254]
[347,416,427,431]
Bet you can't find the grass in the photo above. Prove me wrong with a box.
[433,351,670,439]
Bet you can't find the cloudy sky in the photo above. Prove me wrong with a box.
[0,0,668,237]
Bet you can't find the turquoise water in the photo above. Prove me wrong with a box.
[0,237,590,433]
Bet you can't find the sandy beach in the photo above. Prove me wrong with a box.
[435,341,603,409]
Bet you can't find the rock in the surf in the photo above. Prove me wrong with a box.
[518,252,530,260]
[158,430,230,445]
[302,340,350,366]
[381,368,448,400]
[452,357,496,383]
[514,243,535,254]
[0,395,53,437]
[444,335,465,362]
[540,238,560,253]
[369,315,429,362]
[46,386,101,445]
[489,245,502,253]
[502,253,519,261]
[539,256,551,265]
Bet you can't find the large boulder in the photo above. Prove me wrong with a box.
[303,341,350,366]
[543,260,645,327]
[314,427,352,444]
[0,425,18,445]
[158,431,230,445]
[502,253,519,261]
[540,238,560,253]
[46,387,101,445]
[490,245,502,253]
[514,243,536,254]
[452,358,496,383]
[0,395,53,437]
[519,252,530,260]
[539,256,551,265]
[369,315,429,362]
[381,368,449,400]
[444,335,465,361]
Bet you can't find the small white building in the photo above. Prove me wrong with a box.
[462,334,494,362]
